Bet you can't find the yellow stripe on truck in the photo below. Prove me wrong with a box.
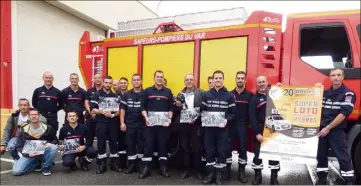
[108,46,138,84]
[199,37,248,90]
[142,42,195,93]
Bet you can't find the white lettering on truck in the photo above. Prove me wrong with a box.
[133,32,206,45]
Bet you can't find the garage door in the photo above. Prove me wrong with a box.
[15,1,105,126]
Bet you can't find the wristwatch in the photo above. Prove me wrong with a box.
[326,125,332,129]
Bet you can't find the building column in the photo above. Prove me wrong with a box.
[0,0,13,109]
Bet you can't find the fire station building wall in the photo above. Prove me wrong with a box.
[12,1,105,125]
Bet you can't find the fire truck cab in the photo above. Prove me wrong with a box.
[78,8,360,180]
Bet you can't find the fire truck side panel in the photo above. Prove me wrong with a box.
[108,46,138,83]
[142,42,195,93]
[199,37,248,90]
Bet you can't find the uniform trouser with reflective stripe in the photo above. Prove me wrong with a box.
[226,124,248,166]
[117,130,127,156]
[204,127,228,172]
[142,126,170,165]
[179,124,202,171]
[85,116,97,146]
[96,121,119,162]
[252,138,280,171]
[126,127,145,160]
[316,128,354,181]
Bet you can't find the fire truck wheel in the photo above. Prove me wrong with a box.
[353,139,361,184]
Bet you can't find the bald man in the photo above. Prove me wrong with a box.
[174,73,205,180]
[32,71,62,132]
[84,73,103,146]
[249,76,280,185]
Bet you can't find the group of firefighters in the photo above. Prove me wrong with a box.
[0,67,356,185]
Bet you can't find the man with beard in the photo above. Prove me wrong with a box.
[249,76,280,185]
[139,70,174,179]
[90,76,122,174]
[174,73,204,180]
[120,74,145,174]
[314,68,355,185]
[202,70,236,185]
[61,73,87,124]
[58,112,97,171]
[32,71,62,132]
[225,71,253,182]
[84,73,103,147]
[113,77,128,170]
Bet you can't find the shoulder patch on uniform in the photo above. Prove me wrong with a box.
[345,95,353,103]
[345,92,354,96]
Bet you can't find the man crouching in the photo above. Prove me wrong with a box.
[58,112,97,171]
[12,108,58,176]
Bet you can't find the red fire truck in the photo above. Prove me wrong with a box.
[78,8,361,180]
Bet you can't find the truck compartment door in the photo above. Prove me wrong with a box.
[108,46,138,82]
[142,42,195,94]
[199,37,248,90]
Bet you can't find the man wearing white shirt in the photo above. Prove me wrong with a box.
[174,73,205,180]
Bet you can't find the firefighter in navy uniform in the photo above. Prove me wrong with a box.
[315,68,356,185]
[90,76,122,174]
[61,73,87,124]
[120,74,145,174]
[32,71,62,132]
[225,71,253,182]
[249,76,280,185]
[113,77,129,170]
[139,70,174,179]
[84,73,103,147]
[58,111,97,171]
[202,70,236,185]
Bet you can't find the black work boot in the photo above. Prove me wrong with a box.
[216,171,224,185]
[270,170,280,185]
[159,164,170,177]
[315,172,327,185]
[195,170,204,180]
[78,157,89,171]
[110,157,122,173]
[203,171,215,185]
[224,163,232,180]
[118,153,127,170]
[237,164,247,183]
[137,158,143,173]
[124,160,136,174]
[96,159,107,174]
[343,176,355,185]
[181,170,190,179]
[252,171,262,185]
[70,163,78,171]
[139,164,150,179]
